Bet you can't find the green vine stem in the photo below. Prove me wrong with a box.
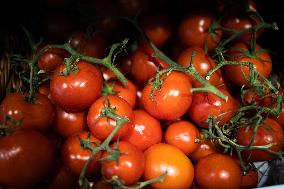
[41,39,129,87]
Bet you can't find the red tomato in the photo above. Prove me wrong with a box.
[177,47,222,87]
[236,118,283,161]
[61,131,102,176]
[195,153,242,189]
[38,48,69,73]
[142,71,193,120]
[101,141,145,186]
[0,130,55,188]
[50,60,103,112]
[165,121,200,155]
[189,138,219,162]
[47,165,78,189]
[77,32,107,59]
[87,95,134,141]
[0,92,55,131]
[189,89,238,128]
[141,13,173,48]
[67,31,86,50]
[130,47,169,85]
[241,167,258,189]
[224,43,272,86]
[222,13,262,43]
[144,143,194,189]
[107,79,137,108]
[54,105,87,138]
[178,11,222,51]
[125,110,162,151]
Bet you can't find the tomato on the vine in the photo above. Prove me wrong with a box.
[142,71,193,120]
[101,141,145,186]
[50,60,103,112]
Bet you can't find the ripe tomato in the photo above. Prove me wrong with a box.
[61,131,102,176]
[178,11,222,51]
[189,88,238,128]
[236,118,283,161]
[165,121,200,155]
[0,92,55,131]
[224,43,272,86]
[125,110,162,151]
[54,105,87,138]
[0,130,55,188]
[240,167,258,189]
[195,153,242,189]
[189,138,219,162]
[107,79,137,108]
[144,143,194,189]
[130,47,169,85]
[87,95,134,141]
[142,71,193,120]
[67,31,86,50]
[177,47,222,87]
[141,13,173,48]
[38,47,69,73]
[50,60,103,112]
[101,141,145,186]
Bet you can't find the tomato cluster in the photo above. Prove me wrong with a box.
[0,0,284,189]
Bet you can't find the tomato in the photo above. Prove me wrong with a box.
[87,95,134,141]
[140,13,173,48]
[130,47,169,85]
[47,165,78,189]
[50,60,103,112]
[178,11,222,51]
[195,153,242,189]
[117,0,148,17]
[67,31,86,50]
[125,110,162,151]
[224,43,272,86]
[0,92,55,131]
[189,88,238,128]
[101,141,145,186]
[240,167,258,189]
[236,118,283,162]
[77,32,107,59]
[177,47,222,87]
[38,47,69,73]
[189,138,219,162]
[222,12,262,43]
[61,131,102,176]
[144,143,194,189]
[107,79,137,108]
[54,105,87,138]
[0,130,55,188]
[142,71,193,120]
[165,121,200,155]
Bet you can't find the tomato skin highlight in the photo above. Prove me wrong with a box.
[101,141,145,186]
[50,61,103,112]
[87,95,134,141]
[125,110,162,151]
[144,143,194,189]
[0,130,55,188]
[195,153,242,189]
[236,118,284,162]
[142,71,193,121]
[0,92,55,131]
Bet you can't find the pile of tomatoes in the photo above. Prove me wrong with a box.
[1,0,284,188]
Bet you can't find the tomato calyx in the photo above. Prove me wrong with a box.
[101,82,119,96]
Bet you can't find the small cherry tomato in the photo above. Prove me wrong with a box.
[125,110,162,151]
[0,92,55,131]
[50,60,103,112]
[144,143,194,189]
[101,141,145,186]
[236,118,283,161]
[165,121,200,155]
[195,153,242,189]
[87,95,134,141]
[142,71,192,120]
[61,131,102,176]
